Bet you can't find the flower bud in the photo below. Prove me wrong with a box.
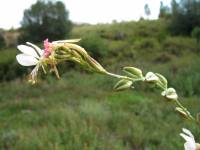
[175,107,189,119]
[123,67,143,79]
[114,79,133,91]
[86,56,107,73]
[161,88,178,100]
[145,72,159,82]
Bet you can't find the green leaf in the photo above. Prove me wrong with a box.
[155,73,168,89]
[113,79,133,91]
[123,67,143,78]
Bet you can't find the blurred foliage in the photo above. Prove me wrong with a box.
[144,4,151,18]
[1,16,200,149]
[169,0,200,35]
[19,0,72,43]
[0,49,27,81]
[80,33,110,60]
[1,19,200,97]
[0,72,199,149]
[159,1,171,19]
[192,27,200,43]
[0,33,6,49]
[172,62,200,96]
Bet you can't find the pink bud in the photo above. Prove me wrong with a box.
[44,38,52,57]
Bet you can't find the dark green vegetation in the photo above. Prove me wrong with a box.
[19,0,72,43]
[160,0,200,35]
[0,19,200,149]
[0,33,6,49]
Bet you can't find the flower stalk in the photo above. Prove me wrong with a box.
[16,38,198,127]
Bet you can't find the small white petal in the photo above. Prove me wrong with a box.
[166,93,178,100]
[167,88,176,93]
[17,45,39,58]
[161,91,166,96]
[180,133,196,146]
[183,128,194,139]
[26,42,43,56]
[16,54,38,66]
[165,88,178,100]
[145,72,159,82]
[52,39,81,44]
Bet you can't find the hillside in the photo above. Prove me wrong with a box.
[0,19,200,149]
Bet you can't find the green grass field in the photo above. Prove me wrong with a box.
[0,72,199,150]
[0,19,200,149]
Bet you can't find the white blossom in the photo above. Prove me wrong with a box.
[180,128,196,150]
[16,43,43,66]
[16,42,44,83]
[145,72,159,82]
[161,88,178,100]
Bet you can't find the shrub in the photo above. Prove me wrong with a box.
[170,62,200,96]
[19,0,72,43]
[162,37,196,55]
[80,33,109,60]
[0,50,28,81]
[192,27,200,42]
[0,33,6,50]
[134,38,159,52]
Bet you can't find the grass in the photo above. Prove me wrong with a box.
[0,71,200,150]
[0,19,200,149]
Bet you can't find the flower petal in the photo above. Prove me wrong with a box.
[17,45,39,58]
[26,42,43,56]
[161,91,166,96]
[180,133,196,146]
[16,54,38,66]
[145,72,159,82]
[184,142,196,150]
[52,39,81,44]
[183,128,194,139]
[166,93,178,100]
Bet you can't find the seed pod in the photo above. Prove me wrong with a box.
[123,67,143,78]
[114,79,133,91]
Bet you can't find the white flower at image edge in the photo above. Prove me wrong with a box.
[180,128,196,150]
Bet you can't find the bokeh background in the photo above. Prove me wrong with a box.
[0,0,200,149]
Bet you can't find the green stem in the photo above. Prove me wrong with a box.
[105,72,144,82]
[175,99,195,121]
[105,71,197,125]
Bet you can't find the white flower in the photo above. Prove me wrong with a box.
[16,42,44,83]
[161,87,178,100]
[16,42,43,66]
[145,72,159,82]
[180,128,196,150]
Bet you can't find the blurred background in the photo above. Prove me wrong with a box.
[0,0,200,149]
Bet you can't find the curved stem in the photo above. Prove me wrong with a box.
[105,71,197,125]
[175,99,195,121]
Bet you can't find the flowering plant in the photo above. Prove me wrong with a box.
[16,39,200,149]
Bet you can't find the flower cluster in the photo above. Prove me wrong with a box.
[16,39,107,84]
